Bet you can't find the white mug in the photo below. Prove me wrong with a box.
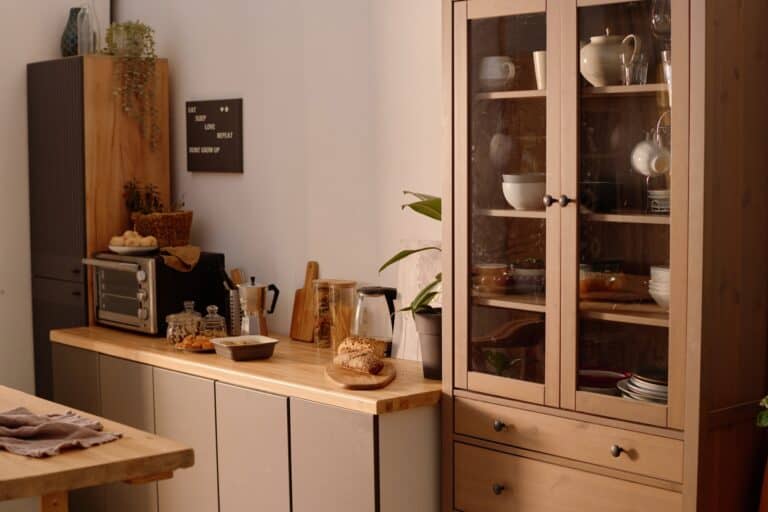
[631,139,670,177]
[479,56,515,91]
[533,51,547,90]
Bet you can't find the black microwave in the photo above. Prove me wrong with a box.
[82,252,227,335]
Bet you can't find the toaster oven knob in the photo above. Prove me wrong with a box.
[136,290,148,302]
[136,270,147,283]
[138,308,149,321]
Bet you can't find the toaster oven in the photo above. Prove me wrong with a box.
[82,252,227,335]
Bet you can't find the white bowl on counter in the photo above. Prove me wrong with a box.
[502,174,546,210]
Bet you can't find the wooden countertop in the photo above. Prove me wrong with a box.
[51,327,442,415]
[0,385,193,502]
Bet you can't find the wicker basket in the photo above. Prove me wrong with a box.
[132,211,193,247]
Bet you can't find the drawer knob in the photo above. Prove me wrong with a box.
[558,194,573,207]
[610,444,625,458]
[543,194,555,207]
[492,483,505,495]
[492,419,506,432]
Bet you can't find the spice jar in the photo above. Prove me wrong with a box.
[201,305,227,338]
[165,301,201,344]
[313,279,356,351]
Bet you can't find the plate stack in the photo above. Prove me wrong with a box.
[648,265,670,310]
[617,372,668,404]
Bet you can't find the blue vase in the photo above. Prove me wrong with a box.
[60,7,82,57]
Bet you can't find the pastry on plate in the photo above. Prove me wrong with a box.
[333,349,384,375]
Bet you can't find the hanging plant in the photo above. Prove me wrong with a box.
[103,21,159,149]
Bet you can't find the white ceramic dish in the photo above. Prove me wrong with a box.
[502,173,546,183]
[649,288,670,310]
[211,335,279,361]
[502,181,546,210]
[617,378,667,404]
[109,245,159,255]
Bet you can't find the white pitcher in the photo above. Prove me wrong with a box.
[580,28,640,87]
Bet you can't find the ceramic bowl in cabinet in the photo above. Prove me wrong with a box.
[502,179,546,211]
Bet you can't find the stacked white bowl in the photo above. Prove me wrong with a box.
[648,266,670,310]
[502,173,546,210]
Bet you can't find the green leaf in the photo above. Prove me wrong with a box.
[378,246,441,273]
[402,197,442,221]
[408,273,442,313]
[403,191,439,202]
[758,409,768,428]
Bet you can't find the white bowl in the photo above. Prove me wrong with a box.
[502,173,546,183]
[649,288,670,310]
[650,265,670,279]
[502,181,546,210]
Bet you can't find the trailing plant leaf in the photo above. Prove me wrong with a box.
[402,197,441,221]
[403,190,439,202]
[378,246,441,273]
[104,21,159,149]
[400,273,442,314]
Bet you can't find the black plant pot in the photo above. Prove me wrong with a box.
[414,309,442,380]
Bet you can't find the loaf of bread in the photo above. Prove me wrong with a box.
[333,349,384,375]
[337,336,388,358]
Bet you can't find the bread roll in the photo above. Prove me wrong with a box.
[123,230,140,239]
[110,236,125,247]
[333,349,384,375]
[337,336,387,358]
[139,236,157,247]
[125,237,140,247]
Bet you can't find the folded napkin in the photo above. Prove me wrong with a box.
[160,245,201,272]
[0,407,121,458]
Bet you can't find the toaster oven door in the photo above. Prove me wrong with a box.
[83,257,157,333]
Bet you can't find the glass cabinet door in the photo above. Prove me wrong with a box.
[454,0,559,406]
[561,0,687,427]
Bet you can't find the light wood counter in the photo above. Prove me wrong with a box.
[0,385,193,505]
[51,327,442,415]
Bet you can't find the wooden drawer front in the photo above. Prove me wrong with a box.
[455,397,683,482]
[455,443,682,512]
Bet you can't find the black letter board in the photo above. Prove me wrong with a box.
[186,98,243,173]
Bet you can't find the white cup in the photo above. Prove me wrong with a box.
[479,56,515,91]
[533,51,547,90]
[631,139,670,177]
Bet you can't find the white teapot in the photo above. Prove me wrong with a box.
[580,28,640,86]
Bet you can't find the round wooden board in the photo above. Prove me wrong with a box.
[325,361,396,390]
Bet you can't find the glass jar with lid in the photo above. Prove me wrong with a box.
[201,305,227,338]
[313,279,356,351]
[165,301,201,345]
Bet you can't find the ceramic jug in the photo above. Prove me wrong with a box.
[580,29,640,86]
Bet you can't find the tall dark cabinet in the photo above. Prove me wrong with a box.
[27,55,170,399]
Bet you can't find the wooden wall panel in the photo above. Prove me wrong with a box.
[83,55,170,257]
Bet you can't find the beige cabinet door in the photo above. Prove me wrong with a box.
[153,368,218,512]
[290,398,375,512]
[216,383,290,512]
[99,355,157,512]
[51,343,104,512]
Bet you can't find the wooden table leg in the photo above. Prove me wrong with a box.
[40,491,68,512]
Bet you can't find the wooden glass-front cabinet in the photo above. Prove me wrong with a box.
[454,0,684,427]
[446,0,768,510]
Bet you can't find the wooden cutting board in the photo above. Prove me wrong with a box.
[290,261,319,342]
[325,362,396,390]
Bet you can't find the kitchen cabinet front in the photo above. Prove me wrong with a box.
[216,383,290,512]
[154,368,218,512]
[100,355,158,512]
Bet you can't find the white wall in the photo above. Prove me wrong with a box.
[115,0,443,334]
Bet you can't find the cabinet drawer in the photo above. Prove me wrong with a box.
[455,397,683,482]
[455,443,681,512]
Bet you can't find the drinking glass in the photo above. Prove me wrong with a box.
[651,0,672,48]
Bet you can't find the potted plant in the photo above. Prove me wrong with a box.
[103,21,160,149]
[379,191,442,379]
[757,397,768,511]
[124,178,192,247]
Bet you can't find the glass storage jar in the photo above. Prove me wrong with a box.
[165,301,201,344]
[201,305,227,338]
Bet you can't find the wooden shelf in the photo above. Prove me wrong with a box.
[476,208,546,219]
[582,213,670,225]
[582,83,668,97]
[579,301,669,327]
[473,291,546,313]
[475,90,546,101]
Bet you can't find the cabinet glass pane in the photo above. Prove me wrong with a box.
[576,0,672,404]
[468,12,548,387]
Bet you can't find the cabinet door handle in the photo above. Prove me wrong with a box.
[558,195,573,207]
[492,419,507,432]
[542,194,555,207]
[610,444,625,458]
[492,483,506,495]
